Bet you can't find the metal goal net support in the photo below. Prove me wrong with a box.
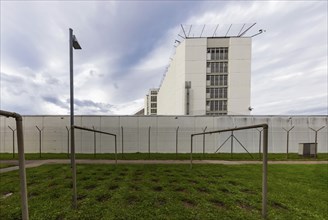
[190,124,268,219]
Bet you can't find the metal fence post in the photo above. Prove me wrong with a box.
[148,126,151,159]
[115,135,117,165]
[176,126,179,158]
[121,126,124,158]
[231,131,234,159]
[202,126,207,157]
[283,126,294,159]
[8,126,16,158]
[35,126,43,158]
[190,134,193,169]
[66,126,70,158]
[93,126,96,158]
[309,126,325,159]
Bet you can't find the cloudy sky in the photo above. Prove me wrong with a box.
[0,1,327,115]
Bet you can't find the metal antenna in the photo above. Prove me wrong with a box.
[200,25,205,37]
[225,24,232,37]
[238,22,256,37]
[178,34,185,39]
[181,24,187,38]
[237,23,246,36]
[187,25,192,37]
[212,24,219,37]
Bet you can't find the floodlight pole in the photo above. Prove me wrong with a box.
[69,28,81,209]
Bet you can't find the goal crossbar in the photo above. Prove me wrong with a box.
[190,124,269,219]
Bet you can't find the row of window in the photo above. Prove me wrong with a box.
[206,75,228,86]
[206,62,228,73]
[206,87,227,99]
[207,47,228,60]
[206,100,227,112]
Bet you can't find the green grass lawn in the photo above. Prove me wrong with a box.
[0,164,327,219]
[1,152,327,161]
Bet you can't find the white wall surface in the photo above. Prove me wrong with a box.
[228,37,251,115]
[0,115,327,154]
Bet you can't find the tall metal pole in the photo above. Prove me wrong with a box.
[69,28,77,209]
[262,125,268,219]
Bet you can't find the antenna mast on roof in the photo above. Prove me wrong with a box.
[212,24,219,37]
[187,25,192,37]
[181,24,187,38]
[238,23,256,37]
[225,24,232,37]
[200,25,205,37]
[237,23,246,36]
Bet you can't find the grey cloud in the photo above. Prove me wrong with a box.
[42,96,68,110]
[73,99,114,114]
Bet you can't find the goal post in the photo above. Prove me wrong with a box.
[190,124,268,219]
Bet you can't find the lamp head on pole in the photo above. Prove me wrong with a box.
[72,35,82,50]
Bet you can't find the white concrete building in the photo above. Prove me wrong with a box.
[144,88,159,115]
[157,37,251,116]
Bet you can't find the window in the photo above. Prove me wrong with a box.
[151,109,157,113]
[151,91,157,95]
[207,47,228,60]
[206,62,228,73]
[151,103,157,108]
[151,96,157,102]
[207,88,227,98]
[219,100,227,111]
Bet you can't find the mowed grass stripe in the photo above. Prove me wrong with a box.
[1,152,328,161]
[0,164,327,219]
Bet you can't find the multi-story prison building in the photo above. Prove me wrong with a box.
[145,37,252,116]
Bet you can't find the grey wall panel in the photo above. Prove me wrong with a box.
[119,117,139,153]
[0,115,327,154]
[99,116,119,153]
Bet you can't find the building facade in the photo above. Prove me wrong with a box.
[155,37,252,115]
[144,88,159,115]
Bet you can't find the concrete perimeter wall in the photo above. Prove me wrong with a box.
[0,115,327,154]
